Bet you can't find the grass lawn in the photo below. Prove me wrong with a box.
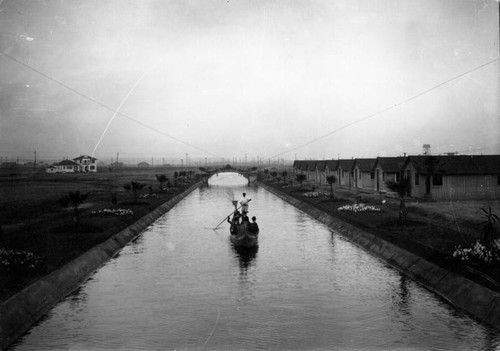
[0,167,203,302]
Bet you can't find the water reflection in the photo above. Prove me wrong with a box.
[231,244,259,272]
[392,276,411,317]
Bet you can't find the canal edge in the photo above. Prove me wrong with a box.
[0,181,203,351]
[258,181,500,331]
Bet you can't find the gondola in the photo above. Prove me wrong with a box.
[230,223,259,248]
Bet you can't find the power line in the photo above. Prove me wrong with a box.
[0,50,223,159]
[269,57,500,159]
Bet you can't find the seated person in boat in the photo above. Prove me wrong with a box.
[241,214,249,225]
[248,216,259,234]
[227,210,241,234]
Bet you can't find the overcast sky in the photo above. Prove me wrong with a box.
[0,0,498,163]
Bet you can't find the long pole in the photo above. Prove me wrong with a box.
[213,199,252,230]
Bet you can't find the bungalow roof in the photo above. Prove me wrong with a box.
[293,160,308,170]
[304,160,321,171]
[325,160,338,170]
[374,157,406,173]
[353,158,377,172]
[408,155,500,175]
[337,159,355,171]
[316,160,328,171]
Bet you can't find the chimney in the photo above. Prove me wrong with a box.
[423,144,431,156]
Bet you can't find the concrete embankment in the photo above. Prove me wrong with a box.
[259,182,500,331]
[0,182,202,350]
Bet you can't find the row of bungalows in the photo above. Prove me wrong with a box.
[293,154,500,201]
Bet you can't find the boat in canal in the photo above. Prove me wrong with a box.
[230,223,259,247]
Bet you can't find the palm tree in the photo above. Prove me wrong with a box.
[385,173,411,225]
[326,175,338,199]
[67,190,89,228]
[281,171,288,185]
[270,171,278,182]
[174,172,179,186]
[296,174,307,188]
[480,206,499,243]
[123,181,146,203]
[155,174,169,191]
[263,169,269,179]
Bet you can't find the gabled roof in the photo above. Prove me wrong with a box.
[325,160,338,171]
[374,157,406,173]
[293,160,309,170]
[293,160,327,171]
[337,159,355,171]
[353,158,377,172]
[73,155,97,161]
[304,160,320,171]
[408,155,500,175]
[316,160,328,171]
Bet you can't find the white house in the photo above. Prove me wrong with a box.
[73,155,98,173]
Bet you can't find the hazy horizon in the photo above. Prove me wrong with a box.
[1,0,499,163]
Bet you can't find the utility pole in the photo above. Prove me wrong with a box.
[116,152,119,166]
[186,153,188,167]
[34,150,37,169]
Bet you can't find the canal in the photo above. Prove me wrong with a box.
[10,173,500,350]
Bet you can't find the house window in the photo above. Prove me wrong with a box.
[370,172,374,180]
[433,174,443,186]
[415,173,419,185]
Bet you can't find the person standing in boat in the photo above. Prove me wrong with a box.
[239,192,251,215]
[248,216,259,234]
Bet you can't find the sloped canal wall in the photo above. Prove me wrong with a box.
[0,182,202,351]
[258,182,500,331]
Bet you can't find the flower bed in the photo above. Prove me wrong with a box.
[140,193,161,199]
[91,208,134,216]
[452,239,500,265]
[303,191,322,197]
[337,203,381,213]
[0,249,41,273]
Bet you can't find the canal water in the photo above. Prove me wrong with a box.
[11,173,500,350]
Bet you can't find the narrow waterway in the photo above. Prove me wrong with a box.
[11,173,500,350]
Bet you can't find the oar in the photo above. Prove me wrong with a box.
[213,199,252,230]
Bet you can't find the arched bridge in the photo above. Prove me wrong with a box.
[202,167,259,184]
